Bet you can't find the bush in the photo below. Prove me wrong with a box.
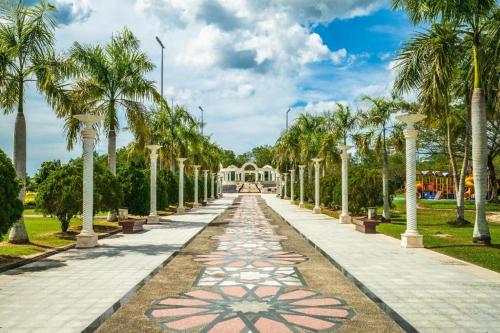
[0,150,23,237]
[159,169,177,206]
[118,162,149,216]
[37,161,123,232]
[36,164,82,232]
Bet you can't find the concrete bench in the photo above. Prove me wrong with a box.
[119,219,146,234]
[352,218,380,234]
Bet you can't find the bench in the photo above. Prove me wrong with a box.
[119,219,146,234]
[352,218,380,234]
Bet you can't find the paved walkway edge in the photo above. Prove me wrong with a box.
[84,204,232,333]
[266,204,417,333]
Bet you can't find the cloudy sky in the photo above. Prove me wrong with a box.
[0,0,414,174]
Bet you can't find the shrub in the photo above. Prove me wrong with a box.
[36,164,82,232]
[37,162,123,232]
[159,169,178,206]
[0,150,23,237]
[118,162,149,216]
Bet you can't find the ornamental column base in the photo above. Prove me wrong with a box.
[313,206,321,214]
[147,214,160,224]
[401,233,423,248]
[299,203,305,208]
[76,233,98,248]
[177,207,186,214]
[192,202,201,208]
[340,214,351,224]
[284,196,289,200]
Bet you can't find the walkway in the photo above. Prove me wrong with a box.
[262,194,500,333]
[0,197,234,333]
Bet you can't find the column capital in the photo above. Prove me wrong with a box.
[74,114,102,129]
[146,144,162,154]
[81,129,97,139]
[176,157,187,165]
[203,169,209,175]
[290,169,295,175]
[396,113,426,130]
[404,129,419,139]
[192,165,201,170]
[338,145,352,152]
[312,158,323,165]
[298,165,305,170]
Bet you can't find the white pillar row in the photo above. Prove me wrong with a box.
[177,158,187,214]
[210,172,215,200]
[203,170,209,204]
[193,165,201,208]
[146,145,162,223]
[312,158,323,214]
[74,114,102,249]
[283,173,288,199]
[339,145,352,224]
[298,165,305,208]
[290,170,295,203]
[397,114,426,248]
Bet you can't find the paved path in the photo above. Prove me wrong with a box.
[0,197,234,333]
[146,195,357,332]
[262,194,500,333]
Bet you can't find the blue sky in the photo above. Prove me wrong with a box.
[0,0,416,174]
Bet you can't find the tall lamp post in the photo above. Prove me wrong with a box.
[198,106,204,136]
[286,108,291,130]
[155,36,165,99]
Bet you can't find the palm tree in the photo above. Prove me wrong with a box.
[392,0,497,243]
[0,0,57,243]
[61,28,159,219]
[357,96,405,221]
[393,22,473,223]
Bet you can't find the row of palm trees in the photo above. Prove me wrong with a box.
[0,1,225,243]
[274,0,500,244]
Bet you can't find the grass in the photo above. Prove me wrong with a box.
[378,200,500,273]
[0,216,120,263]
[294,197,500,273]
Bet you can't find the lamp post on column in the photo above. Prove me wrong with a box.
[290,169,295,204]
[177,158,187,214]
[193,165,201,208]
[155,36,165,99]
[203,170,209,204]
[339,145,352,224]
[298,165,305,208]
[210,172,215,200]
[397,113,426,248]
[312,158,323,214]
[74,114,102,248]
[283,173,289,199]
[146,145,162,223]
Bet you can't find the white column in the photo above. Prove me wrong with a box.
[298,165,305,208]
[290,169,295,204]
[74,115,102,248]
[283,173,288,199]
[276,174,281,197]
[203,170,209,203]
[339,146,352,224]
[397,114,426,248]
[146,145,162,223]
[193,165,201,208]
[210,172,215,200]
[177,158,187,213]
[218,174,223,197]
[312,158,322,214]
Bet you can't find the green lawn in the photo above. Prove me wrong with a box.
[415,199,500,211]
[378,200,500,273]
[0,217,120,262]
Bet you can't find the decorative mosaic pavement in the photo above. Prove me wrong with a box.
[147,196,355,332]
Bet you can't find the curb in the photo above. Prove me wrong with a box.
[265,200,418,333]
[83,199,235,333]
[0,228,122,274]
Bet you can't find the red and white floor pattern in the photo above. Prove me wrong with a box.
[146,196,354,332]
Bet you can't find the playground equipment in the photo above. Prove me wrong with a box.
[416,170,455,199]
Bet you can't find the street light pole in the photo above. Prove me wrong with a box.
[155,36,165,100]
[198,106,204,136]
[286,108,291,131]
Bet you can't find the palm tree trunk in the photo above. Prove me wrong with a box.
[9,83,29,243]
[107,129,118,221]
[487,154,498,203]
[471,88,491,244]
[382,129,390,220]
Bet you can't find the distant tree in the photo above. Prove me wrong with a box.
[34,160,62,186]
[251,145,274,166]
[0,149,23,237]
